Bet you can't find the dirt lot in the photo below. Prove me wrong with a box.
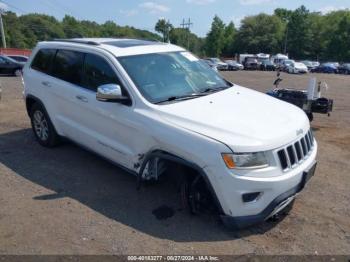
[0,71,349,255]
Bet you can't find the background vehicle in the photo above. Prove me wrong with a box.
[207,58,228,71]
[271,53,289,69]
[337,63,350,74]
[201,59,218,72]
[311,63,338,74]
[260,60,276,71]
[328,62,340,68]
[311,61,320,67]
[301,60,317,71]
[225,60,243,70]
[238,54,254,64]
[281,59,295,72]
[0,55,23,76]
[7,55,29,65]
[243,57,258,70]
[287,62,308,74]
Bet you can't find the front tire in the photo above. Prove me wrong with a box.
[30,103,60,147]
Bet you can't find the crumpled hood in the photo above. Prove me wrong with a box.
[156,85,310,152]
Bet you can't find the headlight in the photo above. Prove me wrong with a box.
[222,152,268,169]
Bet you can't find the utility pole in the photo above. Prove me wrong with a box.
[166,19,171,43]
[0,9,6,48]
[180,18,193,50]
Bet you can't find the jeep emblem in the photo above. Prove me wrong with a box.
[296,129,303,136]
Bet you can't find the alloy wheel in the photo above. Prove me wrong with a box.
[33,110,49,141]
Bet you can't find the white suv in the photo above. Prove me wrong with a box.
[23,38,317,229]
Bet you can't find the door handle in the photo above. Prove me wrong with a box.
[76,95,88,103]
[41,81,51,87]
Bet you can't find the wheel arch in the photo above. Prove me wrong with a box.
[138,149,225,214]
[25,95,45,117]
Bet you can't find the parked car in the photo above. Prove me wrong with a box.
[311,61,320,67]
[243,57,259,70]
[301,60,317,71]
[7,55,29,65]
[0,55,24,76]
[281,59,295,72]
[271,54,289,69]
[225,60,244,71]
[201,59,218,72]
[311,63,338,74]
[239,54,255,64]
[328,62,340,68]
[23,38,317,229]
[337,63,350,75]
[287,62,308,74]
[207,58,228,71]
[260,60,276,71]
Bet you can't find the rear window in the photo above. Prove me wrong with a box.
[52,50,84,85]
[31,49,56,74]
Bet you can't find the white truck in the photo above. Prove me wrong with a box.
[22,38,317,228]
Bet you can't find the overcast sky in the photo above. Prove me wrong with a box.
[3,0,350,36]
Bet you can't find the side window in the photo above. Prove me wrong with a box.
[31,49,56,74]
[0,57,6,64]
[82,53,121,92]
[52,50,84,85]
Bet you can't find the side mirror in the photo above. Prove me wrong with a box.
[96,84,130,104]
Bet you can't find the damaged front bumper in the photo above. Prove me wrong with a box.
[220,161,317,229]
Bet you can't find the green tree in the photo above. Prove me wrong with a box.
[169,27,204,55]
[205,15,226,57]
[285,5,313,59]
[327,14,350,61]
[155,19,173,42]
[222,21,237,57]
[235,13,284,54]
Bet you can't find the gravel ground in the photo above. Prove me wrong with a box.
[0,71,349,255]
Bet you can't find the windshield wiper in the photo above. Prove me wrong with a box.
[155,93,205,104]
[200,86,230,94]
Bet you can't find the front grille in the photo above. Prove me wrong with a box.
[277,129,315,171]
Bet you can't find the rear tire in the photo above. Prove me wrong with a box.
[30,103,60,147]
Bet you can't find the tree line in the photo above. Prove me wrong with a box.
[2,12,161,49]
[156,5,350,62]
[3,5,350,62]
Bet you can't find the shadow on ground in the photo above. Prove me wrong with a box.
[0,128,285,242]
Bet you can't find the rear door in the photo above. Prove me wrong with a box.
[47,49,86,141]
[48,50,136,168]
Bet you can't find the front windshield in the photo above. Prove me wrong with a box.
[118,52,231,104]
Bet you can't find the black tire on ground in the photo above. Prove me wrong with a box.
[30,103,60,147]
[307,112,314,122]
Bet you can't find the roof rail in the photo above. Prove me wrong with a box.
[52,39,100,46]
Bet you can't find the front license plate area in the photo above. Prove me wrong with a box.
[301,161,317,189]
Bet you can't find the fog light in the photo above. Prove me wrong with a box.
[242,192,261,202]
